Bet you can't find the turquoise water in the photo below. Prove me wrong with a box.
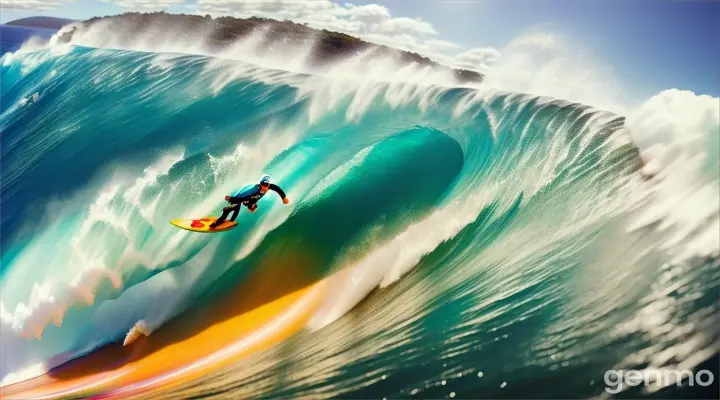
[0,36,718,399]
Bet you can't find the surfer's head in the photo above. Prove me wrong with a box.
[259,175,271,192]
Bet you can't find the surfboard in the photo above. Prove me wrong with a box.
[170,217,238,232]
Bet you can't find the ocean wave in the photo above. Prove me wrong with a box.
[0,25,717,397]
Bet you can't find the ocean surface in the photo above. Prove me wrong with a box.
[0,25,57,56]
[0,22,718,399]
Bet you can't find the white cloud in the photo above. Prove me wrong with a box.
[336,3,389,24]
[424,39,461,53]
[199,0,333,21]
[453,47,501,70]
[101,0,184,10]
[371,16,436,36]
[627,89,720,171]
[2,0,73,11]
[507,31,562,50]
[3,0,181,11]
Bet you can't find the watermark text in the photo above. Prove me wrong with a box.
[604,368,714,394]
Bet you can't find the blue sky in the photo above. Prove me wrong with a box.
[384,0,720,100]
[2,0,718,101]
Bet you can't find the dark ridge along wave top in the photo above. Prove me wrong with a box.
[54,11,484,84]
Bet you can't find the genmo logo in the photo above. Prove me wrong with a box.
[604,368,715,394]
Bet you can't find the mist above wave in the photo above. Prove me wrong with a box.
[48,12,482,84]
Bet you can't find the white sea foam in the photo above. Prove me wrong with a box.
[625,89,720,263]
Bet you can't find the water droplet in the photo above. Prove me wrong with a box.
[450,392,456,398]
[382,374,387,380]
[411,389,418,395]
[477,371,484,377]
[442,380,446,385]
[500,382,507,388]
[457,372,462,377]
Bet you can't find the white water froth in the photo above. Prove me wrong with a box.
[479,32,719,264]
[625,89,720,263]
[0,150,188,383]
[482,32,628,115]
[123,320,151,346]
[0,304,47,386]
[4,16,477,129]
[2,42,72,77]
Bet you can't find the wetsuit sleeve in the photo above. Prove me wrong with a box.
[269,183,287,199]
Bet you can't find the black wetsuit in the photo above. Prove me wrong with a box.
[212,183,287,227]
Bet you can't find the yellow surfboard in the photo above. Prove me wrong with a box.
[170,217,238,232]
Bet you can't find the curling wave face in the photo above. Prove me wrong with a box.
[0,29,718,399]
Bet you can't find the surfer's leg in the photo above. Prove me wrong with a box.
[229,204,240,222]
[211,204,236,227]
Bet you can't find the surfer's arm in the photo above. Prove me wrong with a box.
[269,184,289,204]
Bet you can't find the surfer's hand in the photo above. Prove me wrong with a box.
[225,195,231,202]
[283,197,290,204]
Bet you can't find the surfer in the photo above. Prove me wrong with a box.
[209,175,290,229]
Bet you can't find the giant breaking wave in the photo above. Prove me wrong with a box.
[1,20,718,398]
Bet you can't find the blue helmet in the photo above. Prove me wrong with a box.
[260,175,271,187]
